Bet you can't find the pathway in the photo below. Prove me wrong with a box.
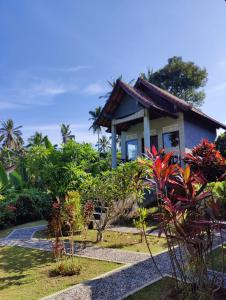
[0,225,224,300]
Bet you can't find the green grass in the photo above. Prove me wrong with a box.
[0,246,120,300]
[209,244,226,272]
[126,277,175,300]
[0,220,47,239]
[34,229,168,254]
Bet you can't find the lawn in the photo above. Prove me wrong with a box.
[0,246,120,300]
[34,229,168,254]
[126,277,175,300]
[0,220,47,239]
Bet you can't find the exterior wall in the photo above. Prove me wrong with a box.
[113,95,142,119]
[184,115,216,151]
[124,113,185,156]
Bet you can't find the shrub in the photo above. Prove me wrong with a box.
[0,188,51,228]
[49,257,81,277]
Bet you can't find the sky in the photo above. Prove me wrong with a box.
[0,0,226,145]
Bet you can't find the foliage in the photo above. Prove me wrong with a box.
[99,135,110,153]
[133,207,148,242]
[210,180,226,218]
[140,144,226,299]
[25,140,97,193]
[49,257,81,277]
[0,119,24,149]
[81,161,148,242]
[0,188,51,228]
[184,139,226,182]
[82,200,94,238]
[88,106,102,152]
[216,131,226,158]
[61,124,75,144]
[141,56,208,107]
[27,131,49,147]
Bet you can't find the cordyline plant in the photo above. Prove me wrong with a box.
[139,141,226,300]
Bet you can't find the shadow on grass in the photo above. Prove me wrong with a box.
[0,246,53,274]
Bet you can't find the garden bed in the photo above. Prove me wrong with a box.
[0,246,121,300]
[34,229,168,254]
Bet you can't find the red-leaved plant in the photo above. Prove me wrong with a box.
[139,142,226,299]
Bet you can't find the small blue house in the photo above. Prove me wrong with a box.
[96,77,226,168]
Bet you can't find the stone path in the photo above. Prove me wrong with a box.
[0,226,224,300]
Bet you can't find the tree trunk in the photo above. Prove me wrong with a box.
[96,230,103,243]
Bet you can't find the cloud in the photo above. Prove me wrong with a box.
[82,83,107,96]
[0,77,78,109]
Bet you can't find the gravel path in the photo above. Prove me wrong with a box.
[0,226,225,300]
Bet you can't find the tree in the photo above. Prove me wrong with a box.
[61,124,75,144]
[27,132,47,147]
[99,135,110,153]
[0,119,24,150]
[141,56,208,107]
[99,75,134,100]
[88,106,102,152]
[216,131,226,158]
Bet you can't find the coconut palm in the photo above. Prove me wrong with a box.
[99,135,110,153]
[61,124,75,144]
[0,119,23,150]
[89,106,102,152]
[99,75,135,100]
[27,132,47,147]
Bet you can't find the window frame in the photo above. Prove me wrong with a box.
[126,139,138,161]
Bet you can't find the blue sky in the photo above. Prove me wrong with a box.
[0,0,226,145]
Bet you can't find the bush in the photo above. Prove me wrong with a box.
[0,188,52,228]
[49,258,81,277]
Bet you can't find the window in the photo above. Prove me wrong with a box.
[142,135,158,153]
[126,139,138,160]
[163,131,180,148]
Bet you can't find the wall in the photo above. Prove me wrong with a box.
[123,113,185,156]
[113,94,142,119]
[184,115,216,150]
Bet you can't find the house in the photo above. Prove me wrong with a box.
[96,77,226,168]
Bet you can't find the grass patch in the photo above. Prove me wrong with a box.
[126,277,175,300]
[0,220,47,239]
[209,244,226,273]
[0,246,120,300]
[34,229,168,254]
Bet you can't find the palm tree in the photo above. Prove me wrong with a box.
[99,75,135,100]
[61,124,75,144]
[99,135,110,153]
[0,119,23,150]
[27,132,47,147]
[88,106,102,152]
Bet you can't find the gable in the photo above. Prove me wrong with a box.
[112,94,142,119]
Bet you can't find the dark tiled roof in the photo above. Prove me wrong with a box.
[96,77,226,130]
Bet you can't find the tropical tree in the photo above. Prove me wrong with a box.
[27,132,47,147]
[61,124,75,144]
[0,119,23,150]
[99,75,134,100]
[88,106,102,152]
[99,135,110,153]
[141,56,208,107]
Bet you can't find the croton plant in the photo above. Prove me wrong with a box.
[139,140,226,299]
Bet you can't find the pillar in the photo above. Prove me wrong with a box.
[143,109,151,152]
[111,123,117,169]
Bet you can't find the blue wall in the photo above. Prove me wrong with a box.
[113,95,142,119]
[184,115,216,148]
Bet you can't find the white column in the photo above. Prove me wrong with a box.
[111,123,117,169]
[121,131,126,161]
[143,109,150,152]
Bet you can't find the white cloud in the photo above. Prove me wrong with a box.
[82,83,106,96]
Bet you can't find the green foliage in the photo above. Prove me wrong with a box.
[49,257,81,277]
[141,56,208,107]
[216,131,226,158]
[0,188,51,228]
[210,180,226,217]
